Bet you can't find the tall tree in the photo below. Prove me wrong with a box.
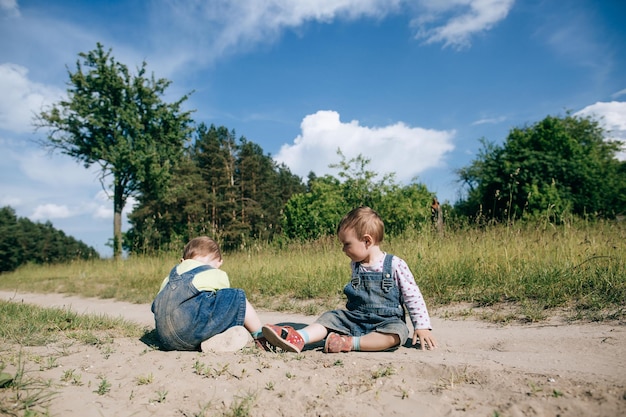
[456,113,625,222]
[35,43,193,258]
[126,124,306,253]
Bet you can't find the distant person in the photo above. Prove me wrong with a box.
[431,197,444,234]
[431,197,440,224]
[262,206,437,353]
[151,236,269,351]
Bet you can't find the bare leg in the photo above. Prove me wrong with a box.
[243,300,263,334]
[299,323,328,344]
[358,332,400,351]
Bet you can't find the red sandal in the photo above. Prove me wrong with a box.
[262,324,305,353]
[324,332,352,353]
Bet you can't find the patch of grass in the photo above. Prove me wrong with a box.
[0,220,624,322]
[223,391,256,417]
[151,389,167,404]
[371,365,396,379]
[0,301,145,347]
[0,354,57,416]
[135,373,154,385]
[60,369,82,386]
[94,375,111,396]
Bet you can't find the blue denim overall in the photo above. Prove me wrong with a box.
[151,265,246,351]
[316,254,409,344]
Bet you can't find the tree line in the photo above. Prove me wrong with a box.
[30,43,625,260]
[0,206,99,272]
[126,123,306,253]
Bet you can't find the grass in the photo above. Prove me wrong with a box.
[0,220,624,322]
[0,300,145,347]
[0,302,146,417]
[0,354,57,417]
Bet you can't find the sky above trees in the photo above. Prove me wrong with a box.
[1,0,625,256]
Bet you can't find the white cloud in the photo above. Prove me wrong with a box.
[275,110,455,182]
[576,101,626,161]
[0,0,19,18]
[149,0,511,72]
[472,115,507,125]
[13,148,101,187]
[612,88,626,99]
[31,203,72,220]
[0,195,22,207]
[0,63,65,133]
[411,0,515,49]
[149,0,402,67]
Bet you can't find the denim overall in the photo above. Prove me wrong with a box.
[151,265,245,351]
[316,254,409,344]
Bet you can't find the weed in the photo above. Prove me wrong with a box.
[527,381,542,396]
[184,401,213,417]
[136,373,154,385]
[60,369,83,386]
[0,355,56,416]
[151,389,168,403]
[94,376,111,395]
[223,391,256,417]
[372,365,396,379]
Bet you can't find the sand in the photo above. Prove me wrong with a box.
[0,290,624,417]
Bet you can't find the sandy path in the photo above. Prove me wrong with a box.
[1,290,624,416]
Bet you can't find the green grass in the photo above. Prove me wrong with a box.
[0,300,145,346]
[0,302,146,417]
[1,220,624,322]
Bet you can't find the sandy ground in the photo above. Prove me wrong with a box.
[1,290,625,417]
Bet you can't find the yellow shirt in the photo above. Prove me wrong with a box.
[157,259,230,293]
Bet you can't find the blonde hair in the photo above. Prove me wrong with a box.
[337,206,384,243]
[182,236,222,261]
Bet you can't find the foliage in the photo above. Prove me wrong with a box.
[456,113,626,222]
[0,206,98,272]
[281,151,435,240]
[35,43,194,258]
[125,123,306,253]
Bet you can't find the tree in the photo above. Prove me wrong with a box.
[35,43,193,258]
[0,206,98,272]
[282,151,435,240]
[125,124,306,253]
[456,113,626,222]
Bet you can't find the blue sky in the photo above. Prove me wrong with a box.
[1,0,625,257]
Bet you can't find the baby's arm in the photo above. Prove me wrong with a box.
[394,257,437,350]
[412,328,438,350]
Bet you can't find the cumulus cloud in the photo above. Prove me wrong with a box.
[31,203,72,220]
[411,0,515,49]
[0,63,64,133]
[576,101,626,161]
[29,190,133,223]
[274,110,455,182]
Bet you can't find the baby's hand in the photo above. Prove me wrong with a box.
[412,329,437,350]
